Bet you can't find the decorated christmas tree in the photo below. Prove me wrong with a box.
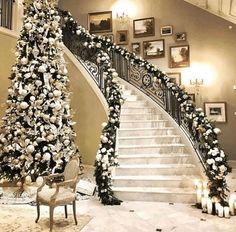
[0,0,80,185]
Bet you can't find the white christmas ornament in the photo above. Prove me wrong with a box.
[36,176,44,186]
[20,102,29,109]
[26,144,35,154]
[35,80,42,86]
[101,136,108,143]
[30,96,35,102]
[64,139,70,146]
[38,65,47,73]
[25,22,32,30]
[25,175,32,185]
[53,90,61,97]
[35,2,42,9]
[21,57,28,65]
[43,152,51,161]
[48,38,55,45]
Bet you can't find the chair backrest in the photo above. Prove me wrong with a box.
[64,157,80,182]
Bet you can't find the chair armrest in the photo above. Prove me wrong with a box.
[47,173,64,178]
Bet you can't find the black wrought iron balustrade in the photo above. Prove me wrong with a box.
[62,25,105,93]
[59,8,231,203]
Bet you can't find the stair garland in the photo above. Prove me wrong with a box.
[60,10,231,206]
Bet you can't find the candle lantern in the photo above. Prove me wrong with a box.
[196,189,202,204]
[224,206,230,218]
[207,198,213,214]
[201,197,207,213]
[229,195,235,216]
[218,205,224,217]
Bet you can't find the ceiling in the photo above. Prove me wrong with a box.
[184,0,236,24]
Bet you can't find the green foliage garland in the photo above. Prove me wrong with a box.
[60,10,231,205]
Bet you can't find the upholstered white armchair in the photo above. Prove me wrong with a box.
[35,156,80,231]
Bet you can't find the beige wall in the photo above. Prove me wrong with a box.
[0,31,16,117]
[59,0,236,160]
[0,31,107,165]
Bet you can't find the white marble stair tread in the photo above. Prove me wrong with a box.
[118,143,185,148]
[118,153,191,158]
[118,135,180,140]
[121,112,162,116]
[118,127,174,131]
[120,119,168,122]
[112,186,195,194]
[112,175,197,181]
[122,106,155,109]
[117,164,195,169]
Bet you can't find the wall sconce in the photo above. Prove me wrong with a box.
[116,11,129,25]
[190,77,204,95]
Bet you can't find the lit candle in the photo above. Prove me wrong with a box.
[201,197,207,212]
[203,189,209,198]
[229,196,235,216]
[197,189,202,204]
[215,202,220,214]
[202,180,208,189]
[196,180,202,190]
[224,206,230,218]
[207,198,212,214]
[218,205,224,217]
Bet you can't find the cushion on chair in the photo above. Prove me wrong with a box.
[37,187,76,205]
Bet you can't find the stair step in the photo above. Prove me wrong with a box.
[118,135,181,145]
[118,153,193,164]
[118,144,185,154]
[112,175,197,188]
[121,107,157,114]
[123,100,149,107]
[115,164,197,175]
[120,113,162,120]
[123,95,140,101]
[112,186,196,203]
[120,120,168,128]
[123,89,133,95]
[118,127,175,136]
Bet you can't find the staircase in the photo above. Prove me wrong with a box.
[112,82,202,203]
[184,0,236,24]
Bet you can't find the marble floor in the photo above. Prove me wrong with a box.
[0,197,235,232]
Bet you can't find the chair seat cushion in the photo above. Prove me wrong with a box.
[37,187,76,205]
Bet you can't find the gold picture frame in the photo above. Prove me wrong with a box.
[88,11,112,34]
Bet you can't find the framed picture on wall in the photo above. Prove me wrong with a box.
[188,93,195,102]
[204,102,227,123]
[88,11,112,34]
[116,30,128,45]
[161,25,173,36]
[103,33,114,42]
[143,39,165,59]
[133,17,155,38]
[169,45,190,68]
[175,32,187,42]
[166,72,181,85]
[131,42,141,54]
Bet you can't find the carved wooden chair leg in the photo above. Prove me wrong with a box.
[72,200,77,225]
[35,201,40,223]
[49,206,54,232]
[64,205,68,218]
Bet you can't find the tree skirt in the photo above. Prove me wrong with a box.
[0,204,92,232]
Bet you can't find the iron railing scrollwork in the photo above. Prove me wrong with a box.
[62,24,105,92]
[59,8,231,203]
